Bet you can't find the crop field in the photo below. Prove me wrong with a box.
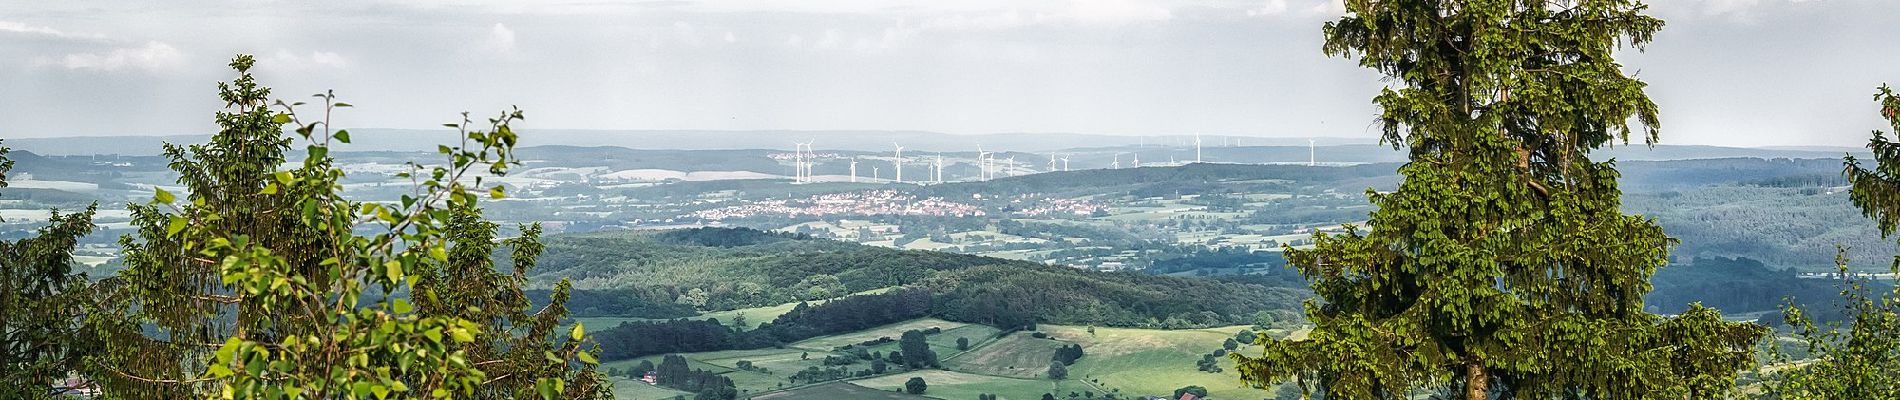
[943,332,1074,378]
[1039,325,1259,400]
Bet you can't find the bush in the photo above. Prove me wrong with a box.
[905,377,928,394]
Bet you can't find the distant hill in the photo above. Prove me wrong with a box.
[525,227,1307,328]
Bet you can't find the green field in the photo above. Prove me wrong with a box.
[600,317,1270,399]
[850,369,1076,400]
[608,377,691,400]
[752,381,929,400]
[1040,325,1258,400]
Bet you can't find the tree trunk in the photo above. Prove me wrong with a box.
[1465,361,1488,400]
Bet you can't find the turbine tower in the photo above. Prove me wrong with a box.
[1112,153,1121,169]
[792,142,807,183]
[934,154,944,183]
[976,145,992,181]
[1309,138,1317,166]
[893,143,905,184]
[1060,155,1071,172]
[1006,156,1016,177]
[1132,152,1140,168]
[1194,134,1203,163]
[1048,153,1057,173]
[850,157,859,183]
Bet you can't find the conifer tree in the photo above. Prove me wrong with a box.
[0,142,99,398]
[1235,1,1765,399]
[82,55,607,398]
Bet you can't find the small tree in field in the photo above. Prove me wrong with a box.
[905,377,928,394]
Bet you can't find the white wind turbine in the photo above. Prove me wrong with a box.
[1309,138,1317,166]
[976,145,992,181]
[1060,155,1071,172]
[1132,152,1140,168]
[1112,153,1122,169]
[1006,156,1016,177]
[850,157,859,183]
[935,154,945,183]
[892,143,905,184]
[1194,134,1203,163]
[1048,153,1057,173]
[791,142,808,183]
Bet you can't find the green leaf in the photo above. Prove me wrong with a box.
[571,323,585,341]
[334,102,353,108]
[489,185,506,199]
[166,216,187,236]
[261,183,279,195]
[154,187,175,204]
[272,113,292,124]
[577,351,598,365]
[384,260,403,283]
[392,298,413,314]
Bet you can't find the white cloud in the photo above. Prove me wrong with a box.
[42,41,183,72]
[1060,0,1172,25]
[484,22,517,55]
[261,50,349,69]
[1308,0,1345,16]
[1246,0,1289,16]
[0,21,106,41]
[724,31,737,43]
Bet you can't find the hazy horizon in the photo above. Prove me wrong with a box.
[5,0,1899,147]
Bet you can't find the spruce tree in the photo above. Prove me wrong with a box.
[1235,1,1765,399]
[0,142,99,398]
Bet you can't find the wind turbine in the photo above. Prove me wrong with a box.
[892,143,905,184]
[1060,155,1071,172]
[1309,138,1317,166]
[1132,152,1140,168]
[850,157,859,183]
[1048,153,1057,173]
[976,145,992,181]
[1194,134,1203,163]
[791,142,806,183]
[934,154,944,183]
[1112,153,1121,169]
[1006,156,1016,177]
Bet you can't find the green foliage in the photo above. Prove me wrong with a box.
[1046,362,1067,380]
[1173,385,1207,399]
[1769,84,1900,399]
[0,142,100,399]
[82,55,605,399]
[905,376,928,394]
[1237,2,1765,399]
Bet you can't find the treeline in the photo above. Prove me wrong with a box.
[1646,256,1873,320]
[923,264,1306,329]
[527,227,1005,310]
[593,288,935,360]
[526,288,698,318]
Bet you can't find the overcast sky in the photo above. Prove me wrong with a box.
[2,0,1896,147]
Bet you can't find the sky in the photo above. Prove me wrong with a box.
[1,0,1896,147]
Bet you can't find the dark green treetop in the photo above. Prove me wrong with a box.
[83,55,606,399]
[0,142,99,399]
[1235,1,1765,399]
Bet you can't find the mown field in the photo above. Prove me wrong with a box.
[599,312,1280,399]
